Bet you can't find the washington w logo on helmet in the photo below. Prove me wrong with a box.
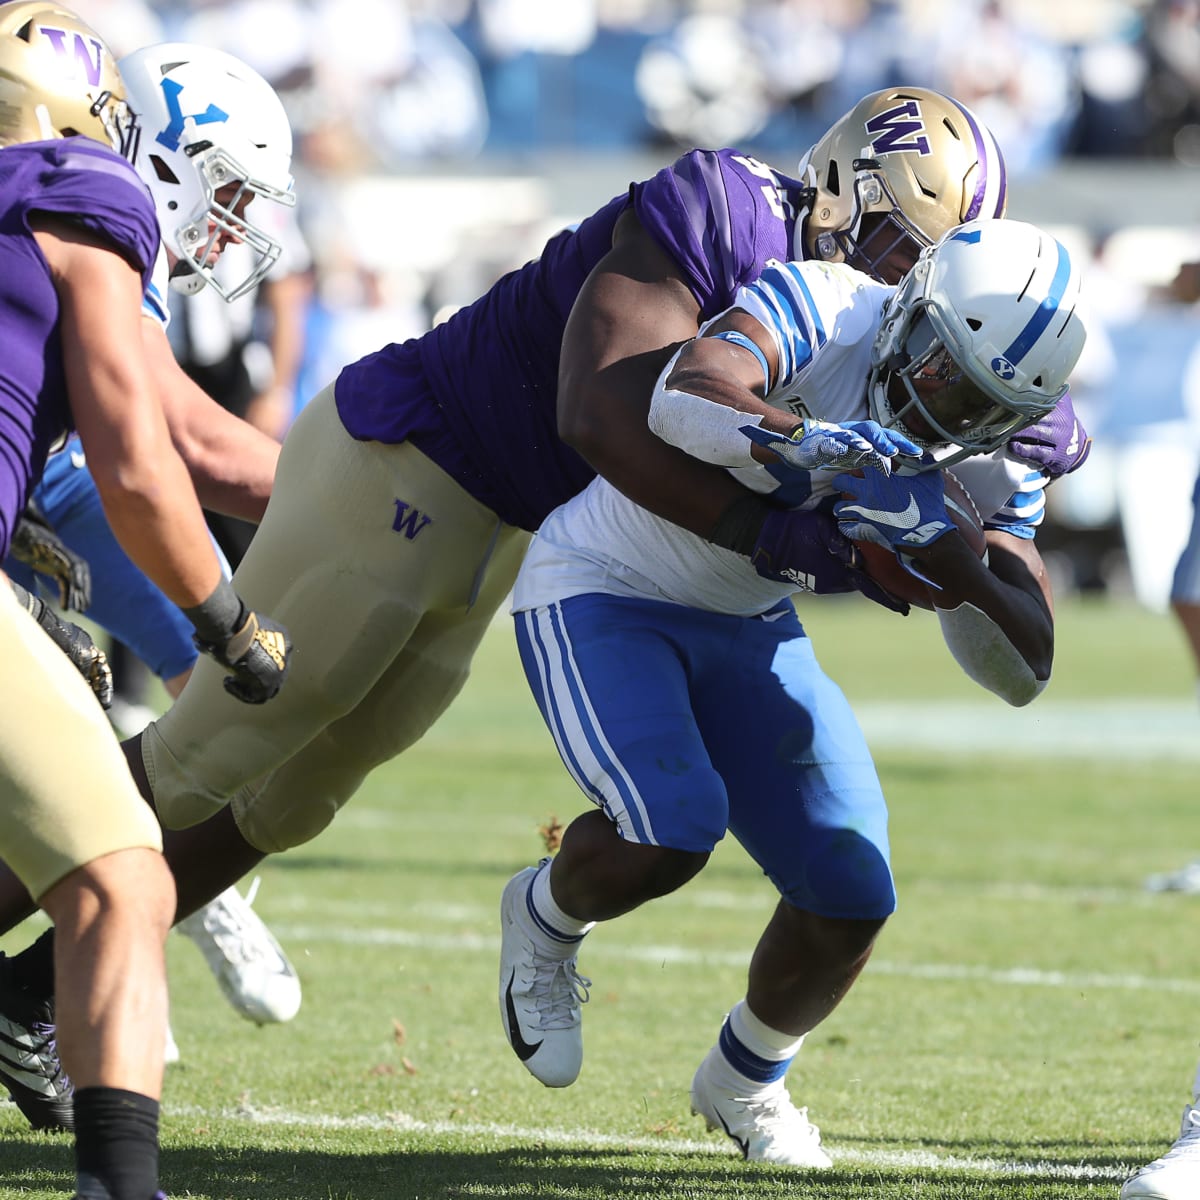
[38,24,104,86]
[864,100,932,156]
[155,79,228,152]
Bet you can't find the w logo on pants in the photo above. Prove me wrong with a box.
[392,500,433,540]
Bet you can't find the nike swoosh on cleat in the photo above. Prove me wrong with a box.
[504,969,544,1062]
[716,1109,750,1159]
[838,493,922,529]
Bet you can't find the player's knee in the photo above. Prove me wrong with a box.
[639,763,729,853]
[786,827,896,921]
[232,788,343,854]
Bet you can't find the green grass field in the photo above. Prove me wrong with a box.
[2,595,1197,1199]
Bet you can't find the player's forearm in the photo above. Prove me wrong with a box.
[145,319,279,521]
[914,534,1054,691]
[171,400,280,520]
[88,452,224,608]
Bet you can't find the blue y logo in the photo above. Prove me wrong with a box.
[155,79,228,152]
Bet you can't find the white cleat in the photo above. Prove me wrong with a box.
[176,880,301,1025]
[164,1021,180,1065]
[498,866,590,1088]
[1121,1103,1200,1199]
[689,1049,833,1168]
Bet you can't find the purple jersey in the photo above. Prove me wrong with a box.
[335,149,804,531]
[0,139,158,557]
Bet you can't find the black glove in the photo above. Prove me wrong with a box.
[9,502,91,612]
[11,579,112,708]
[184,579,292,705]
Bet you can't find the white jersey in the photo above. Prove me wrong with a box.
[143,244,171,330]
[513,260,1044,618]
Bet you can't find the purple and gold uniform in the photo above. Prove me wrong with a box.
[142,150,814,848]
[0,137,162,899]
[336,150,805,531]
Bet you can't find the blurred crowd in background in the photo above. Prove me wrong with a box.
[68,0,1200,169]
[70,0,1200,607]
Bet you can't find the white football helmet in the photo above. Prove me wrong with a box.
[0,1,137,155]
[798,87,1007,284]
[868,218,1087,469]
[118,42,295,301]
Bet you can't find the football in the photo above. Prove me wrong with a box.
[850,470,987,612]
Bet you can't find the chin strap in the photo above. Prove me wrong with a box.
[935,600,1047,708]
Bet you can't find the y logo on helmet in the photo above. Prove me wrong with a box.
[865,101,931,157]
[155,79,228,152]
[991,356,1016,380]
[38,26,104,86]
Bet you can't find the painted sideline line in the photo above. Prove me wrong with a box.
[272,924,1200,995]
[166,1102,1130,1182]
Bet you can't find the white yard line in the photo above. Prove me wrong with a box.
[165,1102,1131,1182]
[271,923,1200,995]
[852,699,1200,761]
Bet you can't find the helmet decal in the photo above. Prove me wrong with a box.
[943,96,1007,220]
[155,78,228,152]
[1000,240,1073,367]
[864,101,932,157]
[38,25,104,86]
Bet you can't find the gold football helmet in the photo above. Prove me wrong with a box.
[799,87,1007,284]
[0,1,137,154]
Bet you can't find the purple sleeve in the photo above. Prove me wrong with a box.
[26,139,159,290]
[630,148,794,321]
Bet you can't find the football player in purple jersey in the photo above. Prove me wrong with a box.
[0,3,292,1196]
[0,83,1089,1131]
[0,40,306,1058]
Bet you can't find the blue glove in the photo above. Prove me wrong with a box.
[1006,392,1091,480]
[833,468,953,551]
[743,419,922,476]
[750,507,909,614]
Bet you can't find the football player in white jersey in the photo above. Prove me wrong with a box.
[499,218,1087,1166]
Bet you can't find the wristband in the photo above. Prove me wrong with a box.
[183,578,246,644]
[10,578,48,626]
[708,492,772,555]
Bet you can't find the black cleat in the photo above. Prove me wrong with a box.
[0,953,72,1131]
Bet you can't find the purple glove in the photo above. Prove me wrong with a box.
[751,507,909,614]
[1007,391,1091,480]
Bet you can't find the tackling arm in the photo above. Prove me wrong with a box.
[557,208,766,538]
[141,315,280,523]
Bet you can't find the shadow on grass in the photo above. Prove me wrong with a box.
[0,1136,1128,1200]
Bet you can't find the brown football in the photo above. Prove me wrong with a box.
[851,470,987,612]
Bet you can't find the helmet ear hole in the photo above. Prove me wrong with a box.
[148,154,178,185]
[966,317,982,331]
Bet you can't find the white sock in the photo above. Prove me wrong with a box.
[1190,1055,1200,1103]
[710,999,805,1091]
[526,859,594,956]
